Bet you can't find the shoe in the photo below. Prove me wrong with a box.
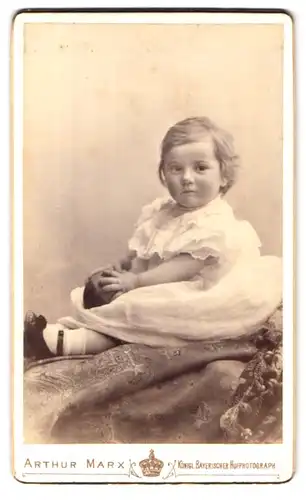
[24,310,54,360]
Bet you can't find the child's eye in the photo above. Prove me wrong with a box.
[195,163,208,172]
[169,164,183,173]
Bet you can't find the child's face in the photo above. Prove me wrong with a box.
[163,136,226,209]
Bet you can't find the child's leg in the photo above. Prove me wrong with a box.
[43,324,117,355]
[24,311,118,360]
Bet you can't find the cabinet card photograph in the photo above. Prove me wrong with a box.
[12,10,294,484]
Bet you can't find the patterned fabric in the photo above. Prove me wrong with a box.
[23,306,283,445]
[220,305,283,443]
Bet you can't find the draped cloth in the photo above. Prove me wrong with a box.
[23,305,282,444]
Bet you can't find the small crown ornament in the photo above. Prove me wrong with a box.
[139,449,164,477]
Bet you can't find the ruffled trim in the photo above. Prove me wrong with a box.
[128,196,262,262]
[133,197,170,227]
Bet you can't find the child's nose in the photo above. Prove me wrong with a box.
[182,167,194,183]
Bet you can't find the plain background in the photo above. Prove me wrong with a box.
[1,1,303,498]
[23,21,283,321]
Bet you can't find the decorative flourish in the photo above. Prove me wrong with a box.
[128,460,142,478]
[162,461,177,480]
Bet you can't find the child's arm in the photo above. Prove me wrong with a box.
[100,253,209,294]
[114,250,137,272]
[137,254,207,287]
[87,250,136,281]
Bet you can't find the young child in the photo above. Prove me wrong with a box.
[24,116,282,360]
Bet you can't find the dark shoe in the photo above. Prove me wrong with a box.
[24,311,54,360]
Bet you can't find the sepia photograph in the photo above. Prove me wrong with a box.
[12,10,294,483]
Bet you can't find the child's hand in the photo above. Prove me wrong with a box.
[97,270,139,299]
[85,263,123,284]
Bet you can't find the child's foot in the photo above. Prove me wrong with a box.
[24,311,54,360]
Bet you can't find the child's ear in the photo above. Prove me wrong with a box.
[219,163,227,188]
[220,176,227,188]
[158,162,167,186]
[160,171,167,186]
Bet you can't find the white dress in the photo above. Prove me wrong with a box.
[59,196,282,347]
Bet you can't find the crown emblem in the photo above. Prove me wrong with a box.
[139,449,164,477]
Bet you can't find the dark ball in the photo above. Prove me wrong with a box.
[83,270,116,309]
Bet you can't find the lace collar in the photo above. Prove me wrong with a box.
[162,195,233,222]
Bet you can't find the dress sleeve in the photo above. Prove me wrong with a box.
[164,224,228,261]
[163,216,262,263]
[132,198,164,229]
